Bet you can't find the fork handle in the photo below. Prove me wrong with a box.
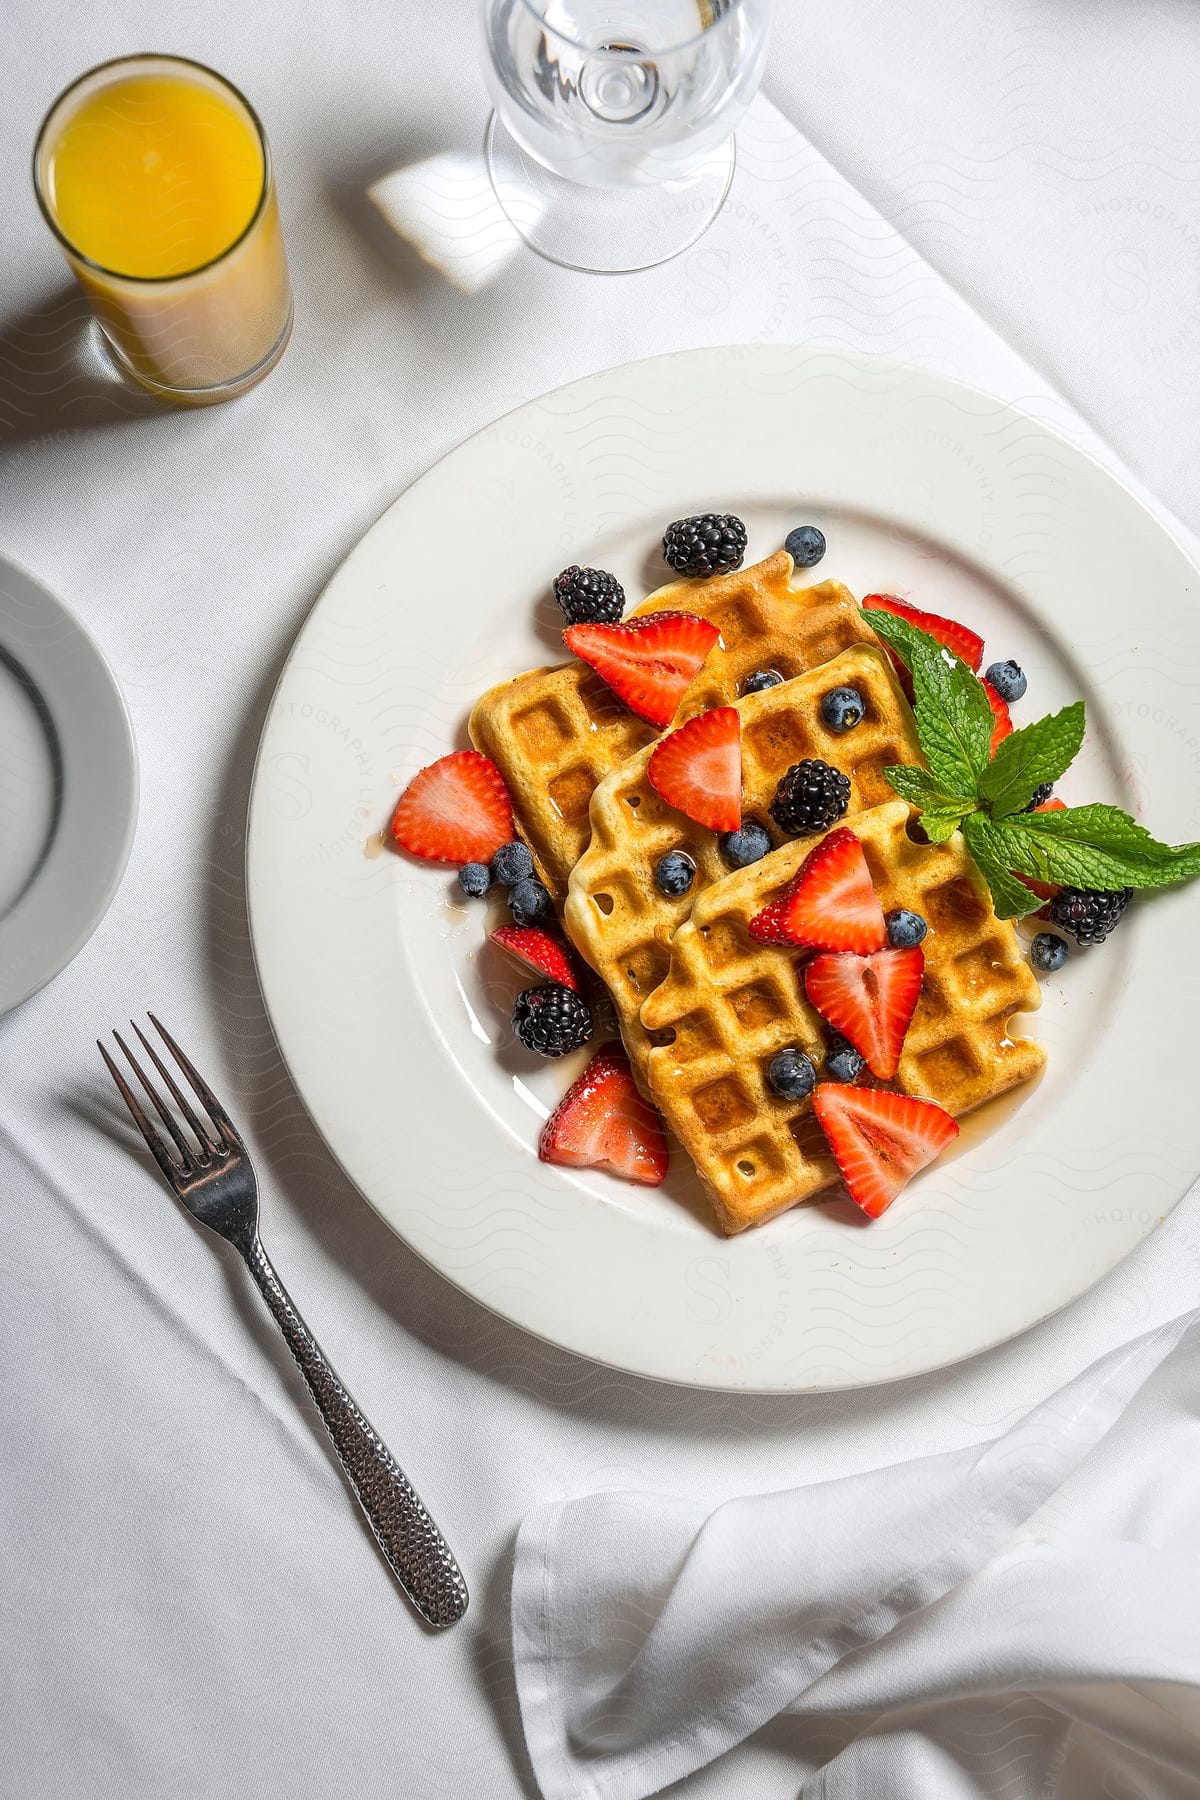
[243,1238,469,1628]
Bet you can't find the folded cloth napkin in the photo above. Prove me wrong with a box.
[512,1307,1200,1799]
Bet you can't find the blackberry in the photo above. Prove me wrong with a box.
[743,668,783,696]
[458,862,491,899]
[512,983,593,1057]
[661,513,747,579]
[767,1047,817,1101]
[1031,931,1068,973]
[984,659,1027,703]
[1023,783,1055,812]
[721,821,771,869]
[655,851,695,898]
[492,839,535,887]
[553,565,625,626]
[820,685,865,733]
[769,759,850,837]
[1047,885,1131,946]
[510,877,553,926]
[825,1032,866,1083]
[784,524,826,568]
[885,907,927,949]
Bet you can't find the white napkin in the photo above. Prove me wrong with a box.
[512,1305,1200,1798]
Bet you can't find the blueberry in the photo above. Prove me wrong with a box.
[1031,931,1068,973]
[655,851,695,898]
[984,659,1027,703]
[820,685,865,733]
[767,1047,817,1100]
[784,525,826,568]
[743,668,784,696]
[825,1033,866,1083]
[720,821,771,869]
[458,862,491,899]
[510,877,552,925]
[885,907,927,949]
[492,840,534,887]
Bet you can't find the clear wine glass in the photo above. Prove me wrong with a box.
[481,0,772,273]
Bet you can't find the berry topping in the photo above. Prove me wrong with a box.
[984,659,1027,703]
[766,1047,817,1100]
[391,750,514,866]
[804,945,925,1079]
[1024,783,1055,812]
[1047,885,1131,946]
[458,862,491,899]
[812,1085,959,1220]
[512,983,593,1057]
[769,758,851,837]
[784,525,826,568]
[749,827,886,954]
[538,1044,668,1185]
[510,877,553,926]
[824,1032,866,1084]
[490,924,581,991]
[885,907,927,949]
[654,850,696,898]
[720,820,771,869]
[661,512,748,578]
[982,679,1013,755]
[564,611,721,728]
[743,668,784,695]
[820,685,865,733]
[1030,931,1068,973]
[552,565,625,626]
[491,839,535,887]
[862,594,984,696]
[647,706,742,833]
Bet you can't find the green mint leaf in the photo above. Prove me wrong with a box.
[986,803,1200,891]
[962,814,1041,918]
[884,763,976,816]
[920,809,972,845]
[977,702,1085,817]
[863,604,993,796]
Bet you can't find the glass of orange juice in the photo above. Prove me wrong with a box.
[33,54,292,406]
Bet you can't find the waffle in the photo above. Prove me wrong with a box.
[639,800,1046,1235]
[563,645,922,1087]
[469,551,879,896]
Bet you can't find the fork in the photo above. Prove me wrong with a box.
[98,1013,469,1630]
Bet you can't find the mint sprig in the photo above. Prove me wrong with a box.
[865,610,1200,919]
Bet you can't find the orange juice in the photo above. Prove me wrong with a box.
[34,56,292,402]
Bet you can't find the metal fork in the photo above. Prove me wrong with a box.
[98,1014,468,1630]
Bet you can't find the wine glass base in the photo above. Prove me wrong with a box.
[484,114,735,274]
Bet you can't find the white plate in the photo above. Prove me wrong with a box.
[0,560,138,1014]
[247,348,1200,1392]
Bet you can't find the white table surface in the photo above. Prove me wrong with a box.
[4,4,1200,1794]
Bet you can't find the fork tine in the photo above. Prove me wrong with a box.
[117,1026,194,1163]
[98,1039,186,1187]
[147,1013,240,1148]
[128,1020,219,1154]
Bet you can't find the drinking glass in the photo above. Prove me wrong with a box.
[481,0,772,272]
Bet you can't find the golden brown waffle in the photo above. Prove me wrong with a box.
[469,551,878,896]
[639,800,1046,1235]
[564,645,922,1087]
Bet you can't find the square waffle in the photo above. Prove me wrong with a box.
[563,645,922,1088]
[469,551,879,896]
[638,800,1047,1235]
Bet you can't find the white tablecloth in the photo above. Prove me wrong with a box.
[3,4,1200,1795]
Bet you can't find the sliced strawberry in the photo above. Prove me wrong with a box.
[983,680,1013,756]
[391,750,513,865]
[1014,796,1065,901]
[804,945,924,1079]
[647,707,741,832]
[863,594,984,673]
[812,1084,959,1219]
[538,1045,668,1186]
[748,828,886,954]
[490,924,581,992]
[564,612,720,728]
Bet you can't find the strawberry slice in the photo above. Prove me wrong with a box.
[1014,796,1065,902]
[804,945,924,1079]
[647,707,741,832]
[490,924,581,992]
[564,612,721,728]
[538,1045,668,1186]
[391,750,513,865]
[748,828,886,954]
[983,680,1013,756]
[812,1084,959,1219]
[863,594,984,673]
